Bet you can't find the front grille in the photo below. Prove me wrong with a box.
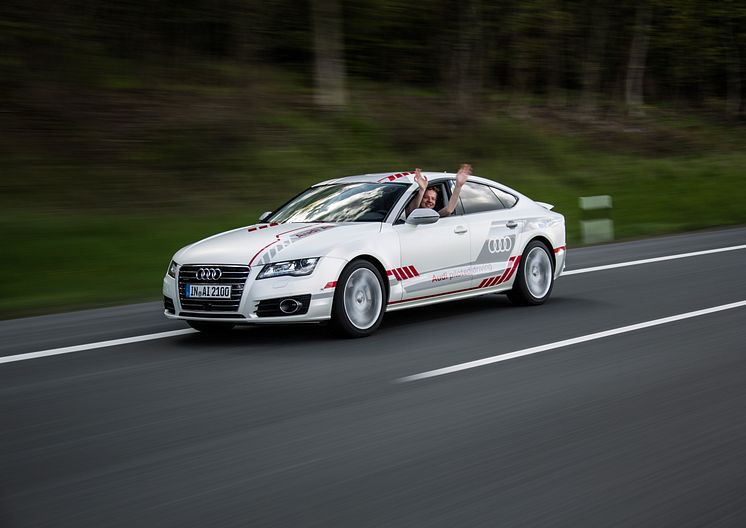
[164,296,175,314]
[256,294,311,317]
[178,265,250,313]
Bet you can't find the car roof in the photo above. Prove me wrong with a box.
[313,171,521,195]
[313,171,419,185]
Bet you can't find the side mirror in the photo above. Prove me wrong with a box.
[405,208,440,226]
[258,211,273,222]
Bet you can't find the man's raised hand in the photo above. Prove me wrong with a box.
[456,163,472,187]
[414,168,428,191]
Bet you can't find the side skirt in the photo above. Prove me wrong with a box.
[386,283,513,312]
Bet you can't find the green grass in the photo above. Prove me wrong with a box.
[0,210,260,318]
[2,77,746,318]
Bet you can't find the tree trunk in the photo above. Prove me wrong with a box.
[234,3,261,64]
[311,0,346,109]
[510,29,529,107]
[625,2,652,116]
[579,3,609,117]
[726,27,742,119]
[450,0,484,114]
[546,0,565,109]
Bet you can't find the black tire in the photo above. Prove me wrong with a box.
[507,240,555,306]
[187,321,235,333]
[329,260,386,338]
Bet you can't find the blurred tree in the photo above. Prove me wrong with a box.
[721,0,745,119]
[579,0,610,116]
[625,1,652,116]
[311,0,347,108]
[448,0,485,113]
[545,0,567,108]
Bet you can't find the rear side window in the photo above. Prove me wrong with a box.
[459,182,505,214]
[491,187,517,208]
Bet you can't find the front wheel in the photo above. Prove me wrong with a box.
[507,240,555,306]
[330,260,386,338]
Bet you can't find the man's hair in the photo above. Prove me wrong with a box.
[425,187,439,195]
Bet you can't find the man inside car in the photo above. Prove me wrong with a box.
[405,163,472,218]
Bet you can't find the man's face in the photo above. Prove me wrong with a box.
[422,188,437,209]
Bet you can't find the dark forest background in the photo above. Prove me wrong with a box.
[4,0,746,113]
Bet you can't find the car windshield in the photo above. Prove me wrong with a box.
[269,183,408,223]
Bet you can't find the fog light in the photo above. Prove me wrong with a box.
[279,298,301,314]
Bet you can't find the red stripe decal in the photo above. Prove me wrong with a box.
[379,171,416,183]
[408,266,419,277]
[494,265,513,286]
[493,257,515,285]
[401,267,414,279]
[249,239,279,265]
[503,256,522,282]
[281,225,315,236]
[248,227,257,232]
[478,278,489,288]
[392,268,402,281]
[259,225,268,229]
[247,225,312,265]
[386,270,393,276]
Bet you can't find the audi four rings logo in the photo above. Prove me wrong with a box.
[197,267,222,280]
[488,236,513,254]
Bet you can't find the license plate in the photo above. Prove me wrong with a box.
[186,284,232,299]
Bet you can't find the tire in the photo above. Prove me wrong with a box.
[507,240,555,306]
[187,321,235,333]
[330,260,386,338]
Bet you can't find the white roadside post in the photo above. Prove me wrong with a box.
[579,195,614,244]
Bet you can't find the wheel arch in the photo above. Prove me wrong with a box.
[525,235,555,269]
[346,254,390,302]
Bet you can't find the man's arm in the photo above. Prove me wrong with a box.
[438,163,472,217]
[405,168,428,217]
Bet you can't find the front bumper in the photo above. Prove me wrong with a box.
[162,257,347,324]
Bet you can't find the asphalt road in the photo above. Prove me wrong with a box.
[2,226,746,527]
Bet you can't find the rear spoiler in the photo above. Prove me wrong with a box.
[536,201,555,210]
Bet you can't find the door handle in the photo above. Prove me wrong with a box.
[506,221,518,229]
[454,226,468,234]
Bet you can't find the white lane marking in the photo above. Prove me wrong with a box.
[564,244,746,275]
[396,300,746,383]
[0,329,197,365]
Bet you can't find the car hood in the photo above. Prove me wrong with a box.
[174,222,382,266]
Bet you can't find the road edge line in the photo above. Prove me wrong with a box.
[564,244,746,275]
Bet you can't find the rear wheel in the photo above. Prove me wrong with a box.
[187,321,235,333]
[330,260,386,338]
[507,240,554,306]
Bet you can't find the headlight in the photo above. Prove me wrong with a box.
[258,258,320,279]
[167,260,178,278]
